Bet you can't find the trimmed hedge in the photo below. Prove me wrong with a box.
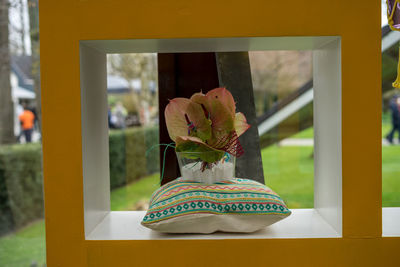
[125,128,147,184]
[0,126,160,236]
[0,144,44,235]
[0,165,13,235]
[143,127,160,175]
[109,130,127,189]
[109,127,159,188]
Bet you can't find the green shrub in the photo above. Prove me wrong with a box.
[108,127,159,188]
[109,130,127,189]
[143,127,160,174]
[0,162,14,235]
[0,144,44,234]
[124,128,147,184]
[0,126,160,235]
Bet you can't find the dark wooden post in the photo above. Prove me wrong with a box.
[158,53,220,185]
[216,52,265,184]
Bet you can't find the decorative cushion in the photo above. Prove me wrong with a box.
[141,178,291,233]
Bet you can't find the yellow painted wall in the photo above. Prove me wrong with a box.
[39,0,396,266]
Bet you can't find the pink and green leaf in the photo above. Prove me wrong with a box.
[191,89,235,143]
[175,136,225,163]
[165,98,211,142]
[167,88,250,158]
[185,101,212,141]
[205,87,235,116]
[234,112,250,137]
[165,98,191,142]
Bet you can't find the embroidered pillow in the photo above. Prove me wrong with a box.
[141,178,291,233]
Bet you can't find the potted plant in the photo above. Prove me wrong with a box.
[165,87,250,183]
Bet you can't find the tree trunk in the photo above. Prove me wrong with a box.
[18,0,26,55]
[27,0,41,132]
[0,0,15,144]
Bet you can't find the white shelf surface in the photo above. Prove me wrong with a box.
[86,209,340,240]
[383,207,400,237]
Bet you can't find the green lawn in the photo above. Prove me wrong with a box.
[0,220,46,267]
[1,141,399,266]
[292,127,314,139]
[263,145,314,208]
[263,144,400,208]
[0,173,159,266]
[111,173,160,210]
[382,145,400,206]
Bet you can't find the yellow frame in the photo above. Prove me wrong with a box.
[39,0,397,266]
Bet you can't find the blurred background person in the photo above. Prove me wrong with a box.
[112,101,127,129]
[19,103,35,143]
[386,94,400,144]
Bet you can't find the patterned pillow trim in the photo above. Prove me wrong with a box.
[142,178,291,225]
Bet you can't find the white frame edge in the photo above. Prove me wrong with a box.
[80,36,342,239]
[80,43,111,236]
[313,38,342,236]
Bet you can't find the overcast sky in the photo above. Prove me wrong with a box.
[9,0,31,55]
[383,1,388,26]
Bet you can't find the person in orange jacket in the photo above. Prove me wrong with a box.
[19,103,35,143]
